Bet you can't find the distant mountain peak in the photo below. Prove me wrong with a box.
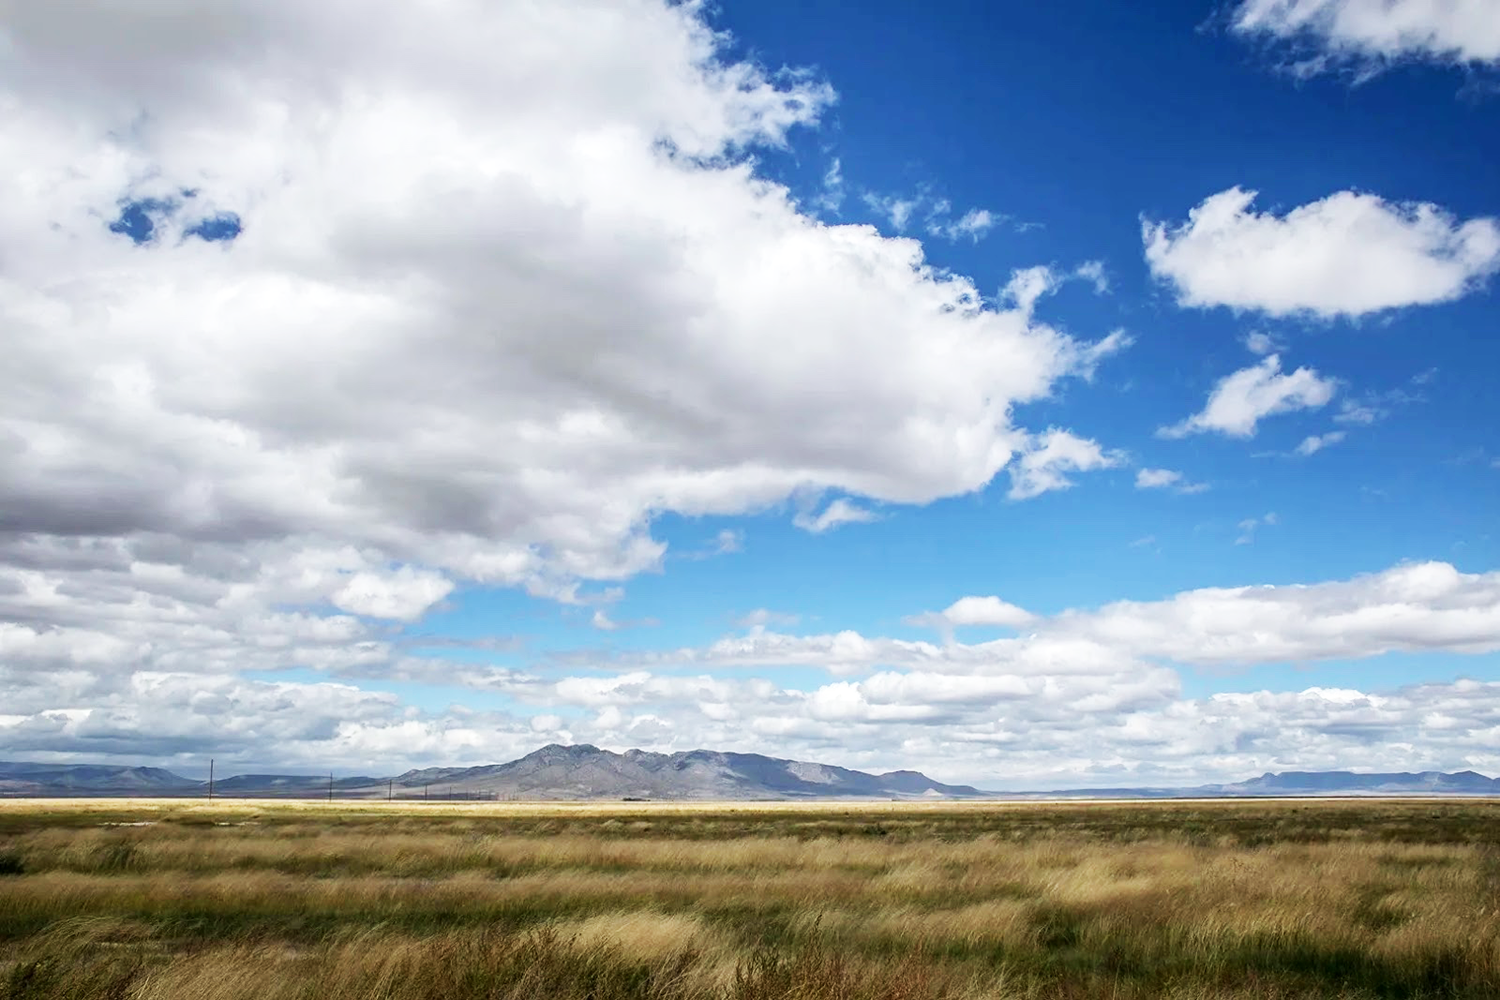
[529,743,601,758]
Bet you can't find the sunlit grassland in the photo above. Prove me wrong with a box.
[2,798,1498,998]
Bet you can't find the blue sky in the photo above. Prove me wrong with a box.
[1,0,1498,789]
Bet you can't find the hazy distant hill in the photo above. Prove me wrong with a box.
[1218,770,1500,796]
[209,774,385,794]
[1024,770,1500,799]
[0,761,199,795]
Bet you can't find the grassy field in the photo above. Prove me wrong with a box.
[1,798,1498,999]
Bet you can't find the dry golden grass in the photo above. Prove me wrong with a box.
[2,798,1499,998]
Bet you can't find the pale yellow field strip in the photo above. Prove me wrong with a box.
[0,795,1491,819]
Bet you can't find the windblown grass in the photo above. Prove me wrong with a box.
[1,798,1498,998]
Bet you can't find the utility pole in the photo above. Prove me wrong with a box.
[424,783,429,802]
[328,772,333,803]
[208,759,214,802]
[388,779,393,802]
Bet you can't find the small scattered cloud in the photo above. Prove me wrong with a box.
[1003,266,1061,315]
[1135,468,1209,494]
[928,207,996,242]
[1072,329,1135,381]
[1334,401,1380,426]
[678,529,744,561]
[1074,260,1110,294]
[1144,187,1500,318]
[1160,354,1337,439]
[1333,369,1433,426]
[736,609,802,628]
[862,192,921,232]
[813,158,845,214]
[906,595,1036,634]
[1003,262,1115,316]
[331,567,454,622]
[1236,512,1279,545]
[1295,431,1346,456]
[589,608,659,632]
[1008,429,1124,500]
[1231,0,1500,77]
[1244,331,1283,356]
[794,498,880,534]
[577,586,626,608]
[862,189,1026,243]
[1445,447,1496,468]
[1136,468,1183,490]
[941,596,1036,628]
[1255,429,1349,458]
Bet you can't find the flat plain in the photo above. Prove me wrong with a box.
[1,798,1498,999]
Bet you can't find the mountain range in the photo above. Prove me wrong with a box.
[1,746,1497,799]
[0,744,981,800]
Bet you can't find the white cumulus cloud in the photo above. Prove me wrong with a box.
[0,0,1124,609]
[1233,0,1500,72]
[1144,187,1500,318]
[331,567,454,622]
[1007,430,1124,500]
[1002,261,1113,316]
[1160,355,1337,438]
[904,596,1036,632]
[940,596,1037,628]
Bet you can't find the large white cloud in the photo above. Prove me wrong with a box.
[1160,354,1337,438]
[1233,0,1500,72]
[0,0,1122,611]
[1144,187,1500,318]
